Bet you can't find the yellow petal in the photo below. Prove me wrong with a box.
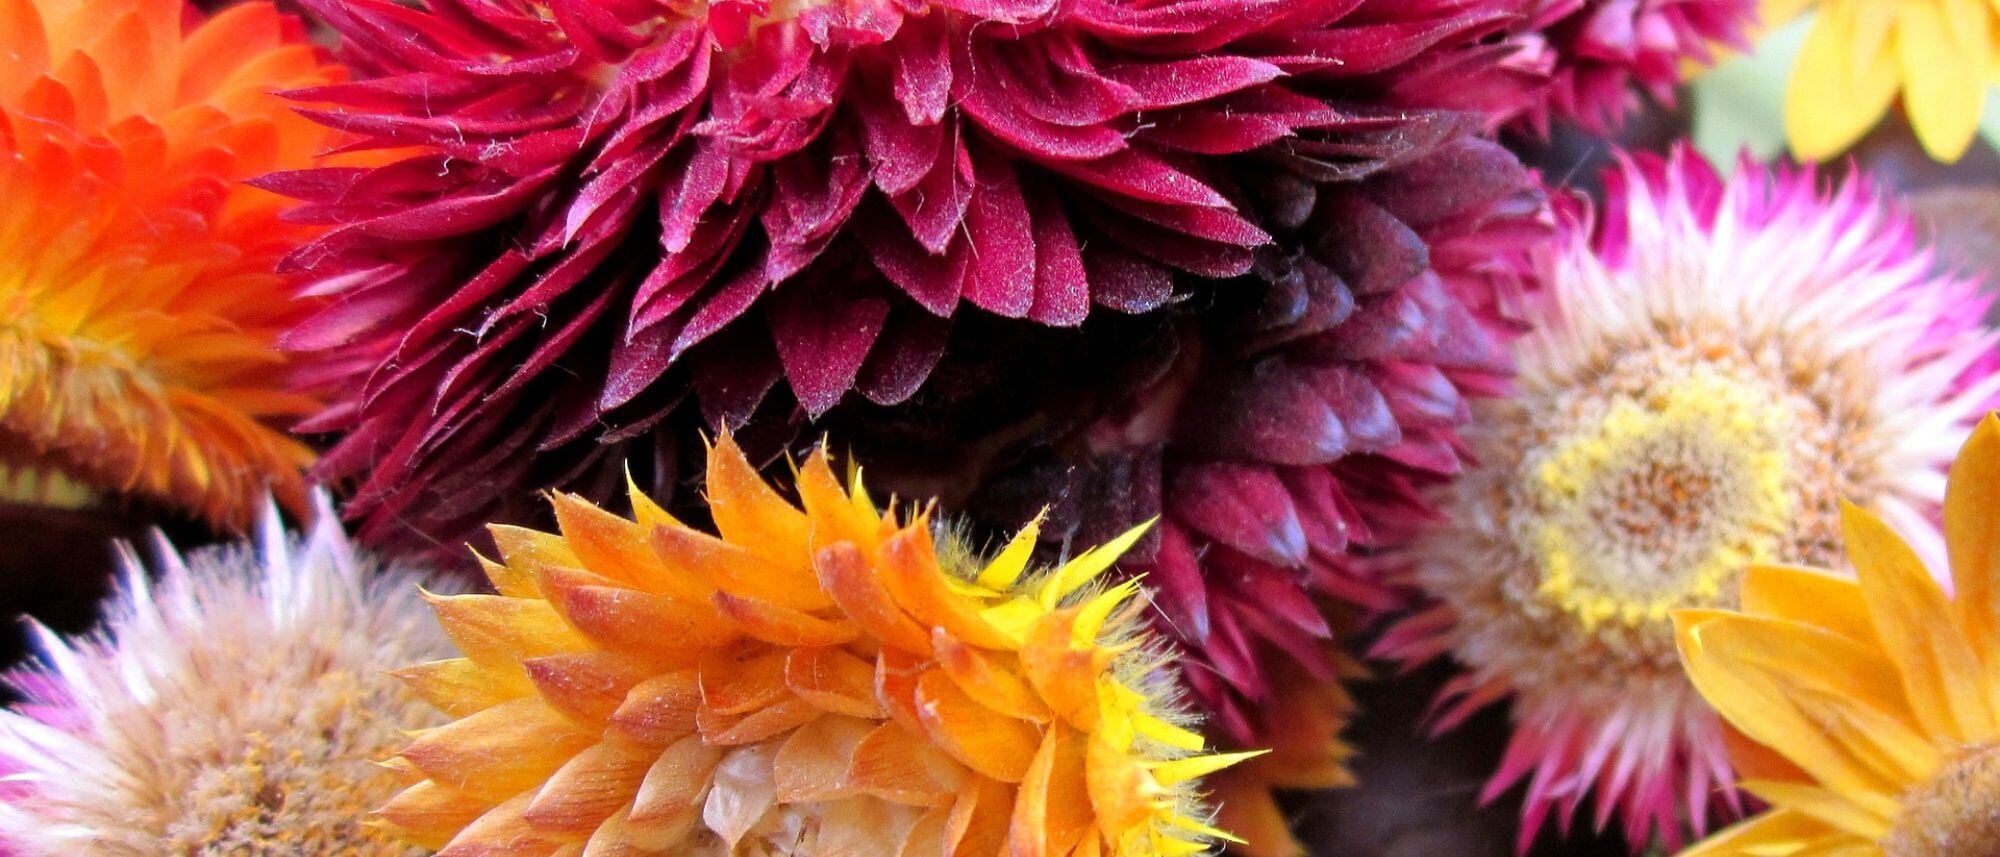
[1844,499,1996,741]
[1039,520,1153,609]
[1787,4,1901,160]
[1740,563,1879,648]
[1897,0,1988,162]
[976,512,1044,591]
[1945,414,2000,661]
[1679,808,1850,856]
[1737,780,1896,841]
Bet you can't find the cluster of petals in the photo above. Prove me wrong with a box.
[381,436,1252,856]
[0,0,343,529]
[267,0,1533,552]
[1506,0,1753,133]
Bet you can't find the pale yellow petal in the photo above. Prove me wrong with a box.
[1897,0,1989,161]
[1787,4,1902,160]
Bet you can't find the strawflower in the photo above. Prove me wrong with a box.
[0,0,345,530]
[1508,0,1756,133]
[1676,412,2000,857]
[268,0,1531,554]
[1763,0,2000,162]
[0,493,450,855]
[1377,145,2000,850]
[378,435,1254,856]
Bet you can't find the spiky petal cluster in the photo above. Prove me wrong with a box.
[0,0,344,529]
[1377,145,2000,850]
[0,494,450,855]
[381,436,1253,856]
[1507,0,1754,133]
[268,0,1529,552]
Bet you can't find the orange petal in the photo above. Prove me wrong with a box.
[1946,414,2000,659]
[772,715,876,802]
[427,592,589,670]
[1009,722,1093,857]
[878,527,1015,650]
[798,447,882,554]
[698,651,792,716]
[522,651,655,724]
[914,668,1041,783]
[630,733,722,823]
[540,565,736,658]
[652,522,830,612]
[1084,734,1155,837]
[932,627,1051,723]
[1844,499,1995,741]
[817,792,923,855]
[817,542,933,655]
[402,698,597,802]
[436,792,563,857]
[877,646,930,734]
[946,777,1014,857]
[487,524,582,596]
[1020,608,1109,732]
[713,590,861,647]
[698,697,822,746]
[524,736,658,834]
[396,657,532,718]
[608,671,702,746]
[706,433,811,564]
[377,780,491,850]
[551,491,709,603]
[850,721,970,807]
[899,803,955,857]
[786,646,887,719]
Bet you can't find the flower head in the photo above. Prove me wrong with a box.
[1767,0,2000,162]
[268,0,1529,553]
[0,494,450,854]
[0,0,345,530]
[1676,413,2000,857]
[1509,0,1755,133]
[1378,145,2000,850]
[380,435,1253,855]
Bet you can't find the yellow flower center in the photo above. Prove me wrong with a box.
[1523,365,1797,629]
[1885,742,2000,857]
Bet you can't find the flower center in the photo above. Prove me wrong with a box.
[1885,742,2000,857]
[1519,363,1798,629]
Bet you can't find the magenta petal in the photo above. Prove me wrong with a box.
[765,288,890,416]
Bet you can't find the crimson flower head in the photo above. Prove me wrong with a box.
[270,0,1532,552]
[1509,0,1754,133]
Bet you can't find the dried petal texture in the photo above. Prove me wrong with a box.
[1676,414,2000,857]
[382,436,1254,856]
[270,0,1533,554]
[1381,146,2000,851]
[1505,0,1755,133]
[0,0,345,529]
[0,493,451,855]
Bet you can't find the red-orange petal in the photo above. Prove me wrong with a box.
[785,645,886,719]
[816,542,932,655]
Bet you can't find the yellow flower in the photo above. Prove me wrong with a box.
[1766,0,1997,162]
[1675,412,2000,855]
[380,436,1256,856]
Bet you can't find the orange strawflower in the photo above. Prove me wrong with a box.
[1206,654,1359,857]
[0,0,342,529]
[381,436,1257,856]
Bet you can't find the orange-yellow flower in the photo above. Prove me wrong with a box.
[1205,654,1358,857]
[1675,413,2000,855]
[0,0,342,529]
[380,436,1256,856]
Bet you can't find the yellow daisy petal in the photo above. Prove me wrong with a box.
[1787,4,1902,160]
[1896,0,1989,161]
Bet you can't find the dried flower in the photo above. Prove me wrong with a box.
[0,494,450,855]
[380,435,1254,855]
[1508,0,1756,133]
[1379,146,2000,850]
[0,0,344,529]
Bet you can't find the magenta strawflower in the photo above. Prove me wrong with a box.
[1508,0,1754,133]
[1377,146,2000,851]
[270,0,1533,552]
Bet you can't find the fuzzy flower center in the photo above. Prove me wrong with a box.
[1522,363,1798,629]
[1885,742,2000,857]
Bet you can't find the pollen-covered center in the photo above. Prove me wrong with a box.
[1885,741,2000,857]
[1520,364,1797,628]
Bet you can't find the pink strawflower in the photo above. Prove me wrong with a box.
[267,0,1531,553]
[1509,0,1755,133]
[1377,145,2000,851]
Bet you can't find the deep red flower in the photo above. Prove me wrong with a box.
[269,0,1535,552]
[1506,0,1755,133]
